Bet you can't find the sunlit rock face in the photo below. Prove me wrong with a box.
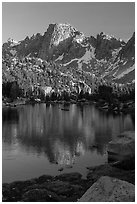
[50,23,77,46]
[39,23,86,61]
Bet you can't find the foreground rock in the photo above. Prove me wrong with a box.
[87,164,135,186]
[78,176,135,202]
[107,131,135,162]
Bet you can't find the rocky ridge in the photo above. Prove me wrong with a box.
[2,23,135,84]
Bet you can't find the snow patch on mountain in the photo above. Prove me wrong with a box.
[55,53,64,61]
[63,48,95,69]
[111,48,122,57]
[78,48,95,69]
[63,58,79,66]
[73,33,85,44]
[77,49,93,69]
[116,64,135,79]
[79,49,92,63]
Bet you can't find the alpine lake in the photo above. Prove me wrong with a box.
[2,103,135,183]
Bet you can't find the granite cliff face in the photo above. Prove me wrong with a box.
[119,32,135,60]
[2,23,135,84]
[39,23,86,62]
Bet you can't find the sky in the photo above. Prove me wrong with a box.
[2,2,135,43]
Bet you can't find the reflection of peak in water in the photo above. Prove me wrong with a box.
[2,104,135,166]
[54,141,75,166]
[53,140,86,166]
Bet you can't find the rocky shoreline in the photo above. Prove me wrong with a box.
[2,158,135,202]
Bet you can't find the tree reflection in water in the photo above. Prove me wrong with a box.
[3,104,134,168]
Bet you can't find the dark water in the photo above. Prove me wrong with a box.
[2,104,134,183]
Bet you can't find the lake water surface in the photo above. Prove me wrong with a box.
[3,103,135,183]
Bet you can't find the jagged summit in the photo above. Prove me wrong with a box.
[49,23,77,46]
[98,32,125,43]
[100,32,115,40]
[47,23,84,48]
[38,23,86,61]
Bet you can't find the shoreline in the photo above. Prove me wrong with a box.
[2,157,135,202]
[2,97,135,116]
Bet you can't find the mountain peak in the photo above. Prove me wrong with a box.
[99,32,114,40]
[7,38,18,44]
[7,38,19,47]
[49,23,80,47]
[99,32,124,43]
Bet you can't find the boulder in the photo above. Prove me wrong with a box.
[87,164,135,185]
[107,131,135,162]
[78,176,135,202]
